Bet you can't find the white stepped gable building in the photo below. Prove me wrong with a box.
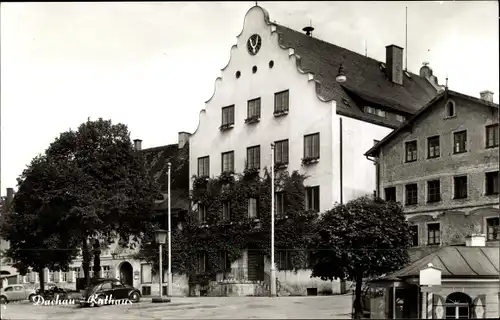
[188,5,440,295]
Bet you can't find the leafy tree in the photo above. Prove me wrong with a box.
[310,196,412,320]
[0,155,80,292]
[41,118,159,286]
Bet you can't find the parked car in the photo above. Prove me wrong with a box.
[78,278,141,307]
[0,284,37,304]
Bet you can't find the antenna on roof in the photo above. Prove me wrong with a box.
[405,6,408,71]
[302,20,314,37]
[365,40,367,57]
[255,1,258,6]
[445,75,449,89]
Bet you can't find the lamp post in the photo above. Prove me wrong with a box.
[152,229,170,303]
[167,162,173,297]
[270,143,277,297]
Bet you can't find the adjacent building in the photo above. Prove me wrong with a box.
[364,89,499,318]
[188,5,441,295]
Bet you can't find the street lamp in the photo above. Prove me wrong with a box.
[270,143,277,297]
[152,229,170,303]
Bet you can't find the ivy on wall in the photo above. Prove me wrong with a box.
[137,167,319,285]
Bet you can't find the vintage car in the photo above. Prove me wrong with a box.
[78,278,141,307]
[0,284,37,304]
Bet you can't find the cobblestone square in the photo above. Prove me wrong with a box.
[1,295,353,319]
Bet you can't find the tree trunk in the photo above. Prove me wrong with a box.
[353,274,364,320]
[92,239,101,278]
[38,269,45,293]
[82,237,91,287]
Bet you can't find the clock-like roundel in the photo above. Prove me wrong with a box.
[247,34,262,55]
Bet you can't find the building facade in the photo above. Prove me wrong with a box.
[188,5,440,296]
[366,89,499,259]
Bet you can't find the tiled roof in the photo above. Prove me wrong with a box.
[377,246,500,281]
[272,22,439,128]
[140,143,190,211]
[364,89,500,157]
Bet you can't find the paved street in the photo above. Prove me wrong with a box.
[1,295,352,319]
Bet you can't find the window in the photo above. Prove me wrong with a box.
[198,156,209,177]
[247,98,261,118]
[305,186,320,212]
[198,204,207,223]
[277,250,292,270]
[275,192,286,217]
[197,252,207,273]
[396,114,406,122]
[221,151,234,173]
[274,140,289,165]
[486,217,499,241]
[410,225,419,247]
[446,100,455,117]
[364,106,386,117]
[304,133,320,159]
[4,286,13,292]
[274,90,289,113]
[427,223,440,245]
[219,251,232,271]
[427,180,441,203]
[141,264,152,283]
[445,292,472,319]
[248,198,259,218]
[486,124,499,148]
[142,286,151,296]
[101,282,112,290]
[427,136,440,158]
[247,146,261,169]
[384,187,396,202]
[61,271,67,282]
[49,272,55,282]
[221,105,235,126]
[453,131,467,154]
[222,201,231,221]
[405,141,417,162]
[405,184,418,205]
[486,171,499,195]
[454,176,468,199]
[102,266,110,278]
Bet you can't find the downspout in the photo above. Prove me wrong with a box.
[339,118,343,205]
[365,155,379,198]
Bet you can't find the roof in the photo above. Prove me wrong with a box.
[272,20,438,128]
[376,246,500,281]
[140,143,190,211]
[365,89,500,157]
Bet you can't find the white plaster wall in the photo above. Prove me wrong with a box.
[340,116,393,203]
[189,6,337,213]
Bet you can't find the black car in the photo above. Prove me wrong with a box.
[78,278,141,307]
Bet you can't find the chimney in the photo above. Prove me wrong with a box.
[6,188,14,208]
[419,62,432,78]
[465,234,485,247]
[133,139,142,151]
[178,132,191,149]
[386,45,404,85]
[480,90,494,103]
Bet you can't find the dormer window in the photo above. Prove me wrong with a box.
[364,106,386,118]
[445,100,456,118]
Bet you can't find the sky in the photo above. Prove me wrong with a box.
[1,1,498,196]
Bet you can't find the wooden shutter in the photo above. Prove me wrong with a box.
[472,294,486,319]
[432,294,446,319]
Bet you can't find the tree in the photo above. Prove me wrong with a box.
[0,155,80,292]
[310,196,412,320]
[41,118,159,286]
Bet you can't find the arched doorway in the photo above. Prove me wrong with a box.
[119,262,133,286]
[445,292,472,319]
[247,243,264,281]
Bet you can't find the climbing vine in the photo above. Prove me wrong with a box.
[137,167,319,285]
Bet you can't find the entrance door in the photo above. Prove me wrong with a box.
[119,262,133,286]
[247,245,264,281]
